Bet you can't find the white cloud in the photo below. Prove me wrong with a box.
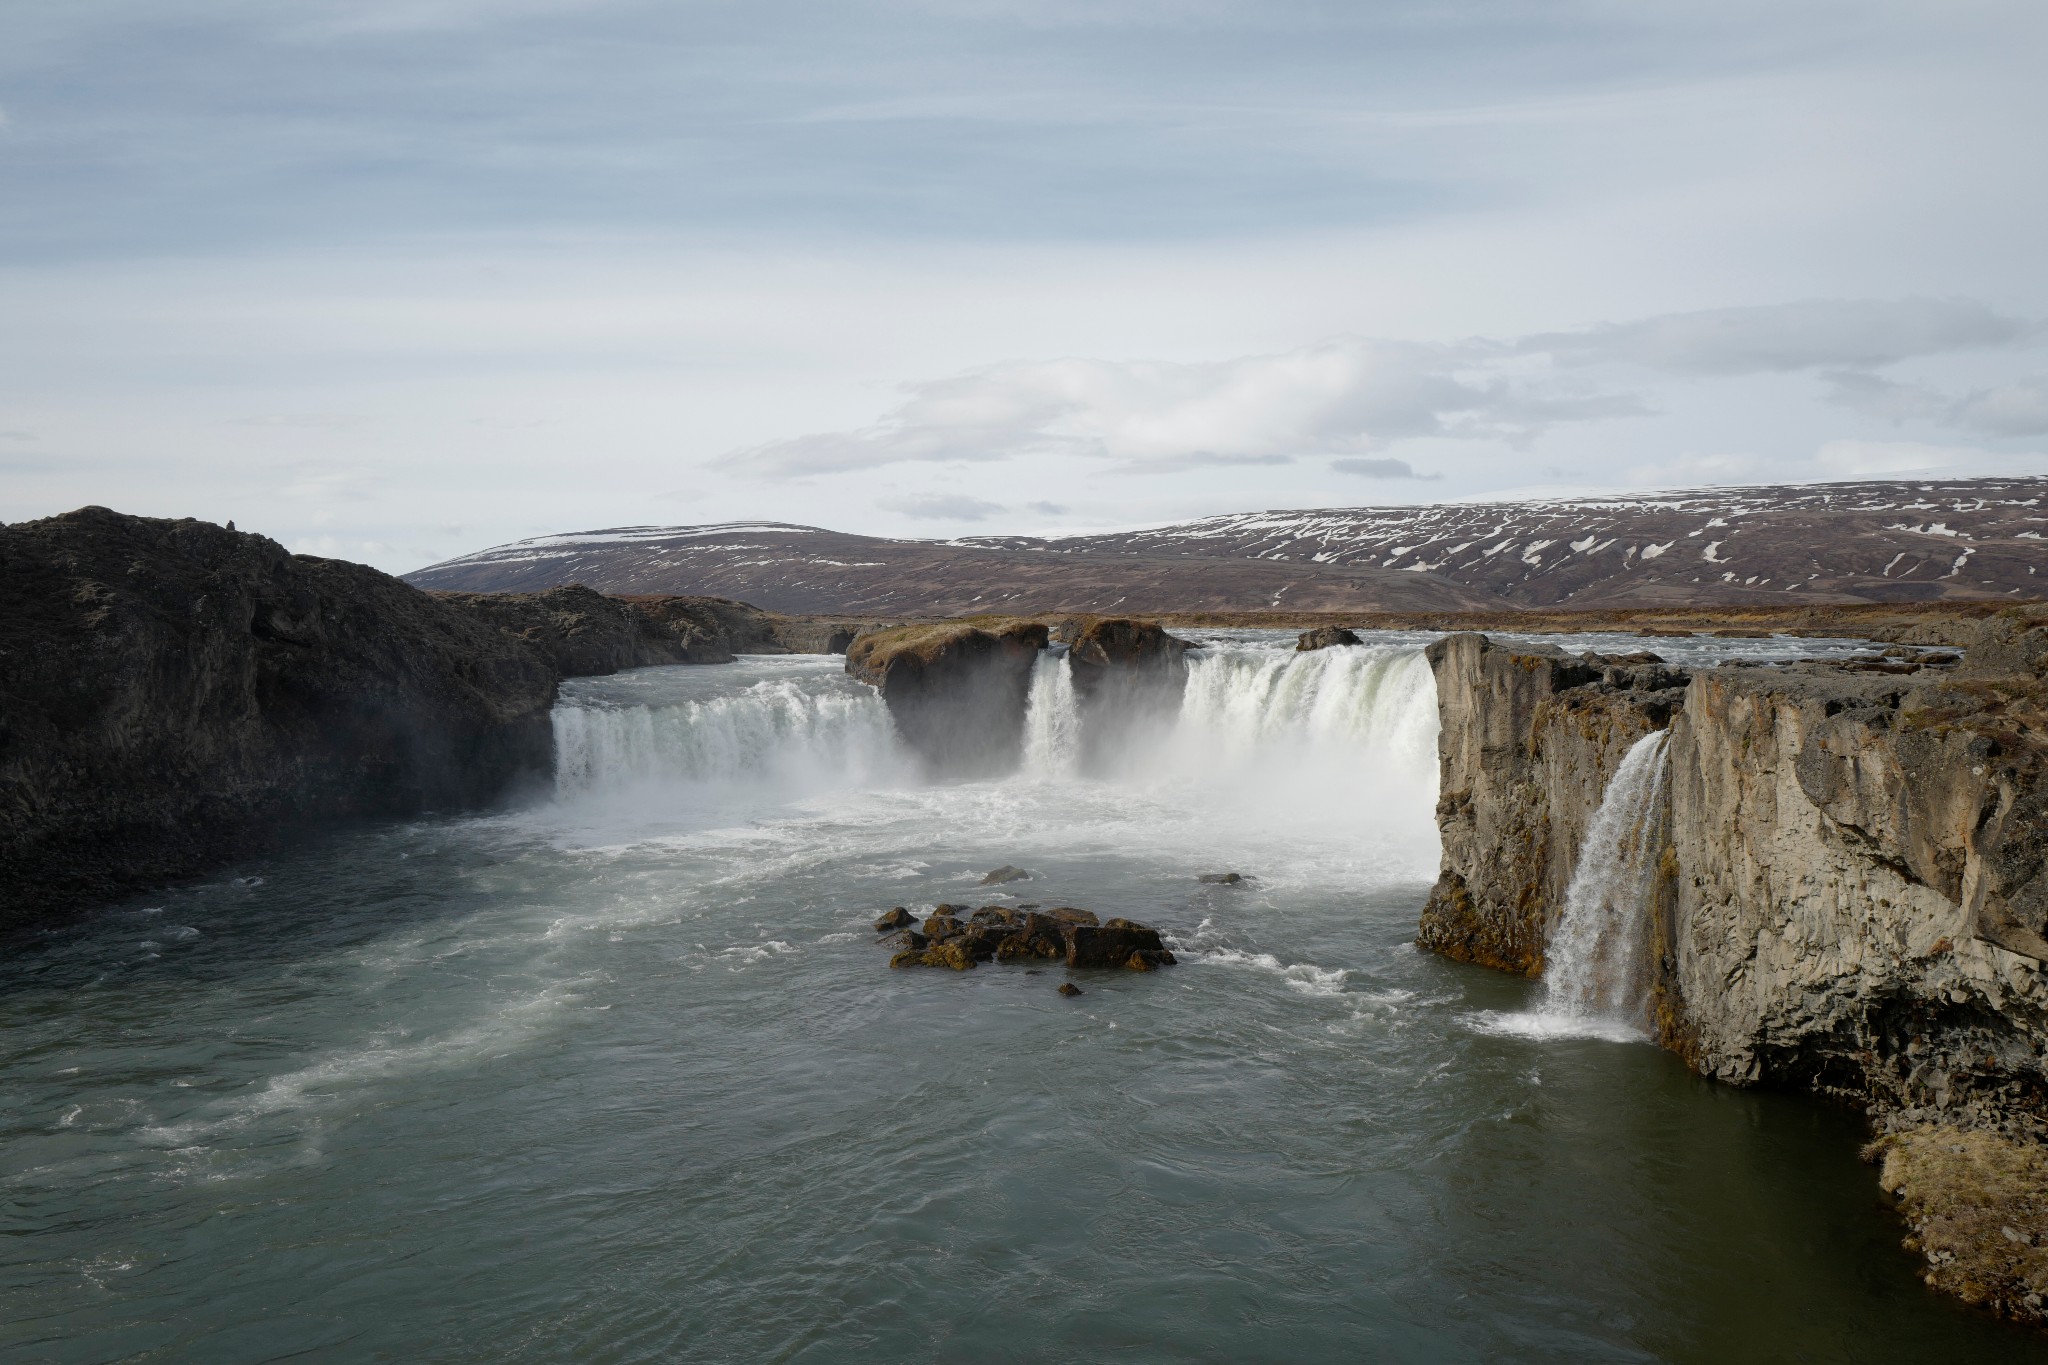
[1521,297,2032,375]
[1329,456,1437,479]
[1812,439,1978,478]
[1825,370,2048,436]
[722,339,1644,479]
[878,492,1007,521]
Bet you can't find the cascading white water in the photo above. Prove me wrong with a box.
[552,674,905,797]
[1538,730,1672,1031]
[1020,648,1081,777]
[1173,643,1440,785]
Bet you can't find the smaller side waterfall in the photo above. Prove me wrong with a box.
[1539,730,1672,1031]
[1020,648,1081,777]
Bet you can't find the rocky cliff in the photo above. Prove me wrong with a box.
[428,584,864,673]
[1422,616,2048,1322]
[846,616,1194,777]
[1419,635,1687,974]
[0,508,558,927]
[845,618,1051,777]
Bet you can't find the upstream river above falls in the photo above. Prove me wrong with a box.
[4,633,2044,1364]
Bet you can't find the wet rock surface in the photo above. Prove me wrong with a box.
[979,865,1032,885]
[1296,626,1362,651]
[883,904,1175,973]
[1197,872,1248,885]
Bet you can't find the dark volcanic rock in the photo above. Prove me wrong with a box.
[432,586,858,671]
[845,619,1049,777]
[0,507,557,927]
[1067,918,1174,969]
[1064,618,1193,769]
[873,907,915,932]
[1197,872,1246,885]
[980,864,1032,885]
[882,903,1171,972]
[431,583,735,674]
[1296,626,1362,651]
[1058,982,1083,997]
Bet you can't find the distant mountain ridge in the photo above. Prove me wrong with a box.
[405,476,2048,614]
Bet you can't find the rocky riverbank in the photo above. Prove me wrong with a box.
[1421,611,2048,1324]
[0,508,862,929]
[0,508,558,928]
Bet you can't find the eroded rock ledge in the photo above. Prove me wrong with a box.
[1422,615,2048,1323]
[846,615,1193,776]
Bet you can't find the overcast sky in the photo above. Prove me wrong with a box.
[2,1,2044,571]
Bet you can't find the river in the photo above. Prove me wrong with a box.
[4,633,2041,1363]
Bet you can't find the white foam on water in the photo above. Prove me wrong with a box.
[1461,1009,1652,1046]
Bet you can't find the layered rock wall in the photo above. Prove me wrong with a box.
[1423,623,2048,1322]
[1419,634,1687,974]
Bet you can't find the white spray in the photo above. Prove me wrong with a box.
[1020,648,1082,778]
[552,677,904,797]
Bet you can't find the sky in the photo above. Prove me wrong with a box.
[1,0,2044,573]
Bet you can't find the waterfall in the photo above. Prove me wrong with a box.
[1174,644,1440,786]
[1538,730,1672,1031]
[1020,648,1081,777]
[552,675,905,797]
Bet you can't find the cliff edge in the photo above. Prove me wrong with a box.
[0,508,559,928]
[1421,616,2048,1323]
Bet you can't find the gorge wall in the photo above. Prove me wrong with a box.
[0,508,865,929]
[1424,618,2048,1322]
[0,508,559,927]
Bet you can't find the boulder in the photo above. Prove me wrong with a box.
[1296,626,1362,651]
[980,864,1032,885]
[1058,982,1083,997]
[1197,872,1246,885]
[890,942,978,970]
[873,907,916,932]
[1066,918,1170,969]
[876,903,1171,974]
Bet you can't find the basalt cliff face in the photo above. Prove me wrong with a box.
[1423,617,2048,1322]
[0,510,855,929]
[0,508,559,927]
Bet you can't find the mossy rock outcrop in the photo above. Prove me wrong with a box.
[846,618,1048,776]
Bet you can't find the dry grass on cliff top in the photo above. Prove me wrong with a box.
[844,616,1048,670]
[1867,1125,2048,1322]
